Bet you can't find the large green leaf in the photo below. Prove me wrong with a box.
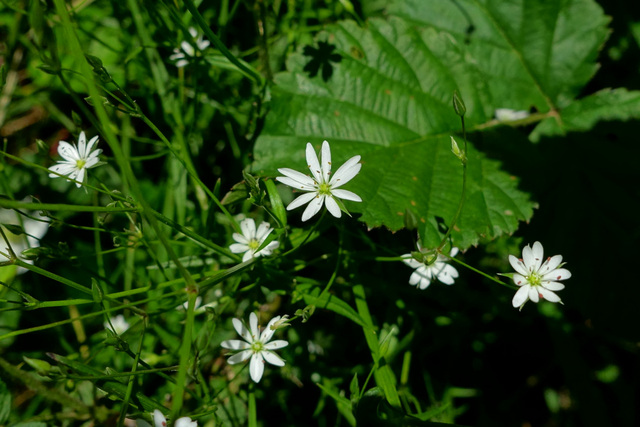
[251,0,619,248]
[252,18,532,248]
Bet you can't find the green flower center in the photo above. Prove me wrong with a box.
[527,272,542,287]
[318,182,332,196]
[76,159,87,170]
[247,239,260,251]
[251,340,264,353]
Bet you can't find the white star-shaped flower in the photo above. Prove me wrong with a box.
[229,218,280,262]
[402,245,459,290]
[509,241,571,309]
[170,27,210,68]
[48,131,102,188]
[276,140,362,221]
[220,312,288,383]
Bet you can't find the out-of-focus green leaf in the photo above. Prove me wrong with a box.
[530,88,640,141]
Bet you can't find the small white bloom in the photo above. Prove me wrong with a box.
[48,131,102,188]
[229,218,279,262]
[509,241,571,309]
[141,410,197,427]
[495,108,530,122]
[402,245,459,290]
[170,27,210,68]
[276,140,362,221]
[221,312,288,383]
[105,314,130,335]
[0,208,49,275]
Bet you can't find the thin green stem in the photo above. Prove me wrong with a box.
[444,255,517,290]
[437,115,468,252]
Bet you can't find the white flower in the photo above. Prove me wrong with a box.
[276,140,362,221]
[105,314,130,335]
[509,241,571,309]
[170,27,210,68]
[229,218,279,262]
[495,108,530,122]
[402,245,459,290]
[48,131,102,188]
[220,312,288,383]
[137,410,197,427]
[0,208,49,275]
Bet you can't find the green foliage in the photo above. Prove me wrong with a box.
[0,0,638,425]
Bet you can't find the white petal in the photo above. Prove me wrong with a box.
[250,353,265,383]
[175,417,198,427]
[286,192,317,211]
[538,287,561,303]
[228,349,253,364]
[57,141,80,161]
[513,273,528,287]
[49,163,77,177]
[257,240,279,257]
[542,268,571,281]
[530,241,544,272]
[541,281,565,291]
[261,316,281,342]
[232,317,252,343]
[528,286,540,303]
[74,167,86,187]
[240,218,256,239]
[331,189,362,202]
[188,27,198,38]
[320,140,331,183]
[255,221,272,241]
[249,312,259,339]
[540,254,563,274]
[276,176,317,192]
[522,244,535,272]
[220,338,250,350]
[77,132,87,158]
[325,196,342,218]
[435,264,458,285]
[229,243,250,254]
[512,285,530,307]
[402,256,421,269]
[449,247,459,257]
[301,196,324,221]
[231,232,249,245]
[84,135,99,156]
[264,339,288,350]
[329,156,361,188]
[306,142,323,184]
[84,156,101,169]
[508,254,528,276]
[277,168,317,188]
[242,251,254,262]
[262,350,285,367]
[153,409,167,427]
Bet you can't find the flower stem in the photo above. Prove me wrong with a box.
[444,255,517,290]
[437,115,468,253]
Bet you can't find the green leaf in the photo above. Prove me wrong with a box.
[0,378,10,424]
[252,17,536,248]
[302,289,368,329]
[389,0,610,112]
[316,382,357,426]
[530,88,640,141]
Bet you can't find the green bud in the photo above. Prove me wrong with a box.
[23,356,52,375]
[453,90,466,117]
[21,246,51,260]
[450,136,467,164]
